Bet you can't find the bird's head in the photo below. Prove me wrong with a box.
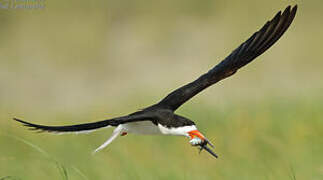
[187,130,218,158]
[169,115,218,158]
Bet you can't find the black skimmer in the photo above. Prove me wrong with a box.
[14,5,297,158]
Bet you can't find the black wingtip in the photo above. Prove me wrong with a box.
[286,5,297,16]
[275,10,282,18]
[13,117,43,132]
[294,4,298,10]
[292,5,298,15]
[13,117,27,125]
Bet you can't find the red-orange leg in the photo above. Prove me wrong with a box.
[121,132,128,136]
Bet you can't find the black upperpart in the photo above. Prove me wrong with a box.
[150,109,195,128]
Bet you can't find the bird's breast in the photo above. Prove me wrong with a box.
[121,121,197,137]
[157,124,197,136]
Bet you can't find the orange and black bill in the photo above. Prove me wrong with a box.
[200,140,218,158]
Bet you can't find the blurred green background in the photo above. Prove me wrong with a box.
[1,0,322,179]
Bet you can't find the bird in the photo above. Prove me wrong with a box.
[14,5,297,158]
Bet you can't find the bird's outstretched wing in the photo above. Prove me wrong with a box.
[156,5,297,111]
[13,112,153,134]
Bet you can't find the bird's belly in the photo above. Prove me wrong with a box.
[122,121,162,135]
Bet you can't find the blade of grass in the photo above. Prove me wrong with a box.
[71,166,90,180]
[0,176,21,180]
[56,162,69,180]
[1,132,88,180]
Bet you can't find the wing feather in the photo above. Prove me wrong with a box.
[156,5,297,111]
[13,112,153,134]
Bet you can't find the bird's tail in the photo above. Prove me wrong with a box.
[13,118,115,134]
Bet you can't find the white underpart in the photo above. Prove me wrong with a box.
[122,121,197,136]
[92,121,198,153]
[122,121,161,134]
[158,124,197,137]
[93,125,123,154]
[51,126,112,135]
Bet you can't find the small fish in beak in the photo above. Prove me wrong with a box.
[188,130,218,158]
[190,137,203,145]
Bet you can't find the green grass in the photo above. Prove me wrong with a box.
[1,97,322,179]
